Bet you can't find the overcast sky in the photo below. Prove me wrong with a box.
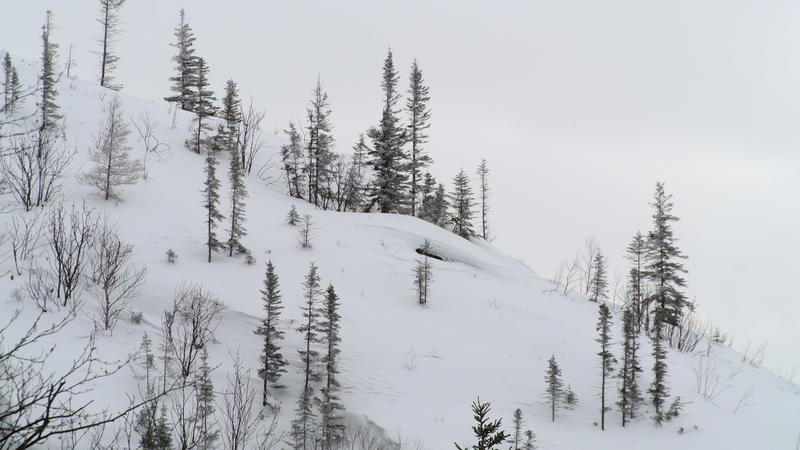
[3,0,800,373]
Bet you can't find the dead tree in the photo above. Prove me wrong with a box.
[237,99,265,175]
[47,202,97,309]
[163,284,224,379]
[221,352,260,450]
[90,217,146,331]
[132,110,169,179]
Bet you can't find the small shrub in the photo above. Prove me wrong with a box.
[166,249,178,264]
[130,311,144,325]
[287,205,299,226]
[564,385,578,408]
[245,251,256,265]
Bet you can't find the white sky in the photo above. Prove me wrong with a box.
[3,0,800,373]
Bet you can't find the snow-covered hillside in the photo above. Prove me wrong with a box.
[2,63,800,450]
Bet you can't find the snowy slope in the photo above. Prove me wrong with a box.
[1,64,800,450]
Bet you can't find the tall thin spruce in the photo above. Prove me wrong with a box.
[406,59,431,216]
[596,303,615,430]
[253,259,288,406]
[97,0,126,90]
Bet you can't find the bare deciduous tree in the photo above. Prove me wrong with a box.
[221,351,260,450]
[580,236,599,295]
[47,202,97,309]
[1,130,73,211]
[163,284,224,379]
[90,217,146,331]
[132,110,169,179]
[237,99,265,175]
[9,212,44,277]
[298,214,313,249]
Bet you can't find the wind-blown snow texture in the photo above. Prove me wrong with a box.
[2,63,799,450]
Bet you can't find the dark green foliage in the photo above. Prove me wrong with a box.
[544,356,564,422]
[564,385,578,408]
[450,169,475,238]
[219,79,242,153]
[406,59,432,216]
[305,78,335,208]
[366,49,408,213]
[97,0,126,90]
[454,397,510,450]
[596,303,615,430]
[589,251,608,302]
[343,135,368,211]
[2,53,21,114]
[414,240,434,305]
[227,131,248,256]
[626,232,647,331]
[186,58,217,154]
[281,122,305,198]
[649,319,669,414]
[287,205,300,226]
[37,10,61,155]
[318,284,345,448]
[618,306,643,426]
[202,150,225,262]
[522,430,536,450]
[195,349,219,450]
[165,9,198,111]
[254,259,288,406]
[511,408,523,450]
[292,262,323,449]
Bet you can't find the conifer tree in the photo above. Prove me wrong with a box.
[195,349,219,450]
[544,355,564,422]
[596,303,615,430]
[305,78,335,208]
[254,259,288,406]
[454,397,510,450]
[522,430,536,450]
[414,240,434,305]
[406,59,432,216]
[186,58,217,153]
[292,262,322,449]
[2,53,17,111]
[84,96,142,200]
[202,150,225,262]
[318,284,345,449]
[97,0,126,90]
[219,79,242,154]
[617,306,642,426]
[9,67,20,114]
[511,409,523,450]
[343,135,367,211]
[37,10,61,155]
[644,182,688,415]
[281,122,306,198]
[418,172,437,222]
[450,169,475,238]
[287,205,300,226]
[154,404,173,450]
[431,182,450,227]
[366,49,408,213]
[589,251,608,303]
[626,232,647,331]
[165,9,197,111]
[227,137,248,256]
[476,159,491,240]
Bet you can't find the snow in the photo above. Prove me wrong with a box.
[2,64,800,450]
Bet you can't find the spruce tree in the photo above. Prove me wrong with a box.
[2,53,14,110]
[343,135,367,211]
[511,408,523,450]
[219,79,242,154]
[305,78,335,208]
[406,59,432,216]
[596,303,615,430]
[454,397,510,450]
[202,149,225,262]
[450,169,475,238]
[97,0,126,90]
[318,284,345,449]
[476,159,491,240]
[186,58,217,153]
[366,49,408,213]
[195,349,219,450]
[165,8,197,111]
[414,240,434,305]
[431,182,450,227]
[644,182,688,415]
[227,136,248,256]
[589,251,608,303]
[9,67,20,114]
[418,172,438,223]
[626,232,647,331]
[281,122,306,198]
[617,305,642,426]
[254,259,288,406]
[544,355,564,422]
[292,262,322,449]
[522,430,536,450]
[37,10,61,156]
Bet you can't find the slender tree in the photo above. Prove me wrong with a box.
[366,49,407,213]
[617,305,642,426]
[2,53,21,113]
[227,136,248,256]
[37,10,61,157]
[219,80,242,154]
[305,78,334,208]
[84,96,142,200]
[522,430,536,450]
[318,284,345,449]
[476,159,491,240]
[450,169,475,238]
[292,262,322,449]
[195,349,219,450]
[202,150,225,262]
[97,0,126,90]
[511,409,523,450]
[343,135,367,211]
[431,183,450,227]
[165,9,197,111]
[186,58,217,153]
[254,259,288,406]
[454,397,510,450]
[414,240,434,305]
[406,59,432,216]
[281,122,305,198]
[589,251,608,303]
[649,318,669,415]
[626,232,647,331]
[544,355,564,422]
[596,304,615,430]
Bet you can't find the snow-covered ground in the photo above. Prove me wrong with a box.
[2,63,799,450]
